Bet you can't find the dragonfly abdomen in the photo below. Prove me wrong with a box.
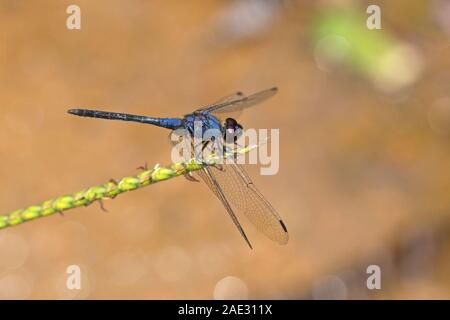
[68,109,183,129]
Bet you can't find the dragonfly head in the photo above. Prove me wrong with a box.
[223,118,243,143]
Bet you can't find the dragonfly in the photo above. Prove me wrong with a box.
[68,87,288,249]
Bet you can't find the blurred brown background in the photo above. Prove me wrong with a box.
[0,0,449,299]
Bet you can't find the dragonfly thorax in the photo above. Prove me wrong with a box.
[180,114,243,147]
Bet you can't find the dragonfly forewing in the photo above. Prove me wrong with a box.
[195,87,278,115]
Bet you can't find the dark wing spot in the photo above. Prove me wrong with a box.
[279,220,288,233]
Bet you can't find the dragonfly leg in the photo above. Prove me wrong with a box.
[191,140,210,165]
[136,162,148,171]
[179,162,200,182]
[222,144,239,164]
[98,199,108,213]
[184,172,200,182]
[58,210,64,217]
[199,140,225,172]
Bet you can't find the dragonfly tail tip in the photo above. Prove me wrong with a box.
[68,109,85,116]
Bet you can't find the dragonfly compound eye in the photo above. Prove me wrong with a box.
[224,118,238,128]
[223,119,243,143]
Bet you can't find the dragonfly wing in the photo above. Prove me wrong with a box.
[197,163,289,245]
[196,91,247,121]
[210,91,245,106]
[197,167,253,249]
[168,134,250,246]
[195,87,278,115]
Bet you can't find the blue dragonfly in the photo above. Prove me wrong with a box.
[68,87,288,248]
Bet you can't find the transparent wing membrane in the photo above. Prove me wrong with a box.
[210,91,245,106]
[197,167,253,249]
[195,87,278,115]
[196,163,288,245]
